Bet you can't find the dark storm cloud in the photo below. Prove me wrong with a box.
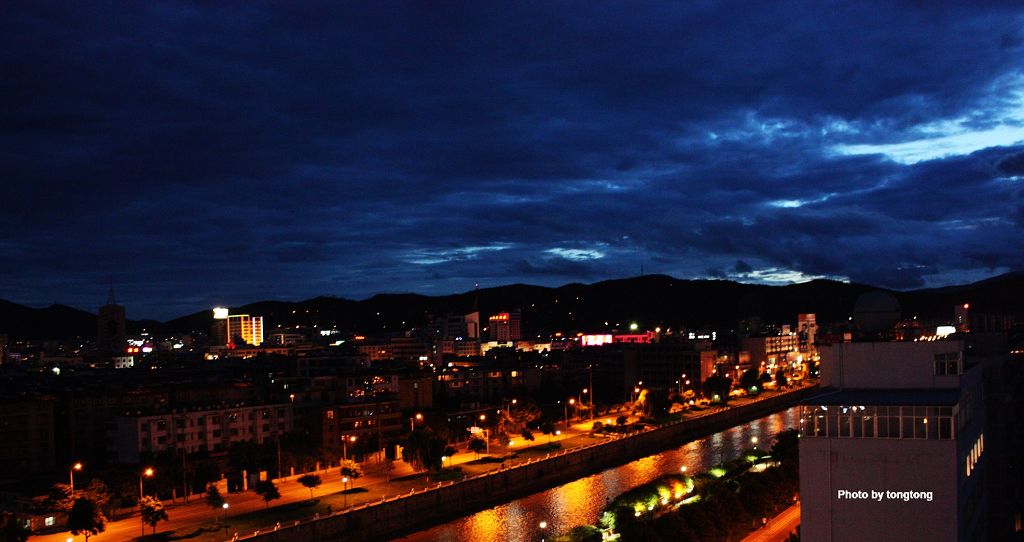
[3,1,1024,318]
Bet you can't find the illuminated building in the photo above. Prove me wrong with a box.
[579,331,656,347]
[356,336,430,362]
[797,313,817,354]
[431,311,480,340]
[800,339,991,541]
[436,339,482,358]
[488,310,521,342]
[211,308,264,347]
[436,367,524,402]
[740,326,799,372]
[111,402,294,463]
[227,314,263,347]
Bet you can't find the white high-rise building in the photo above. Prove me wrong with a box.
[800,339,987,541]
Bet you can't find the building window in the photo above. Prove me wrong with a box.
[802,404,955,440]
[934,352,961,376]
[327,410,334,420]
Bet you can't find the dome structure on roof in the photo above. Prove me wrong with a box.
[853,291,901,334]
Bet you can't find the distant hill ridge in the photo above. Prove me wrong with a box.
[1,272,1022,340]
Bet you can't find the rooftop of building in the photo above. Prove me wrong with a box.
[802,387,961,407]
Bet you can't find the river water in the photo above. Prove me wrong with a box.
[396,406,801,542]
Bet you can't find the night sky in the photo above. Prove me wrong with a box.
[4,2,1024,320]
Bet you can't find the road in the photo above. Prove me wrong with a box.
[31,413,620,542]
[741,502,801,542]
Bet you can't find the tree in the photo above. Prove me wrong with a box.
[740,369,760,391]
[539,421,556,444]
[45,483,74,513]
[80,480,112,518]
[339,461,362,491]
[702,375,732,402]
[204,483,225,512]
[520,428,535,441]
[616,415,628,427]
[775,370,788,388]
[253,480,281,508]
[402,426,448,471]
[443,446,457,464]
[139,495,168,534]
[590,421,604,434]
[495,431,511,447]
[508,399,542,429]
[468,437,487,458]
[643,392,671,418]
[67,497,106,542]
[560,524,602,542]
[297,474,321,499]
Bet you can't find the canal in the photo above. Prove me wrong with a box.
[395,406,801,542]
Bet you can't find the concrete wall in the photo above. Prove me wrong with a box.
[245,385,818,542]
[820,341,964,390]
[800,437,958,542]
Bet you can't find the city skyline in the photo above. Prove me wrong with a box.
[4,3,1024,320]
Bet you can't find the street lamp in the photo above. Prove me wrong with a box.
[539,520,548,542]
[139,467,154,536]
[476,414,490,454]
[502,398,517,434]
[342,476,349,507]
[410,412,423,432]
[751,436,758,450]
[343,435,357,463]
[221,497,229,536]
[70,462,83,498]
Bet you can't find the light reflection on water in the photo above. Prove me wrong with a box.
[396,407,800,542]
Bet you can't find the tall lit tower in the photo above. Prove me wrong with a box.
[97,283,126,352]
